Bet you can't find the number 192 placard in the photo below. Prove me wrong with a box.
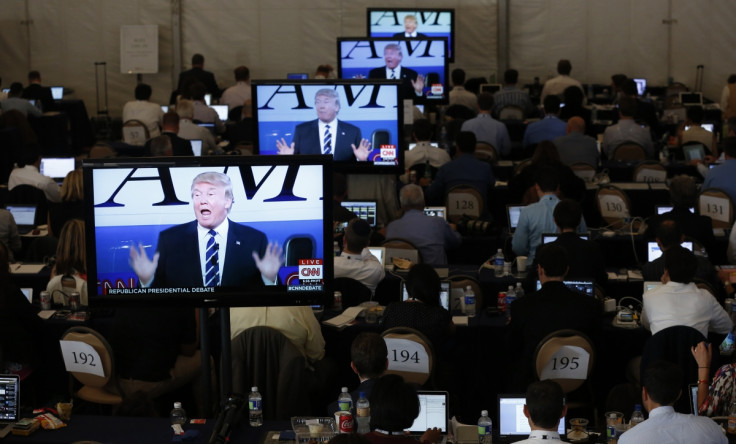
[59,340,105,377]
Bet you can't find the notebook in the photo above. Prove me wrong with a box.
[161,105,169,113]
[211,105,228,121]
[40,157,75,182]
[647,241,693,262]
[367,246,386,266]
[190,139,203,156]
[7,205,37,234]
[497,394,565,442]
[340,201,377,227]
[0,374,20,437]
[407,391,449,443]
[424,206,447,220]
[506,205,524,233]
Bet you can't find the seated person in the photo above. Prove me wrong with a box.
[619,360,726,444]
[189,82,225,134]
[381,264,454,350]
[364,374,442,444]
[403,119,451,173]
[47,169,85,238]
[602,96,654,159]
[678,105,716,157]
[46,220,88,305]
[522,95,567,148]
[385,184,461,265]
[122,83,164,138]
[0,209,21,263]
[1,82,42,118]
[641,246,732,338]
[516,380,567,444]
[8,144,62,203]
[335,218,385,294]
[327,332,388,415]
[175,99,217,154]
[509,244,602,390]
[144,111,194,157]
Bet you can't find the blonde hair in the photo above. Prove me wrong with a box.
[54,219,86,276]
[61,169,83,201]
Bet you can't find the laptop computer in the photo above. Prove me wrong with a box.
[541,233,589,244]
[402,281,450,311]
[50,86,64,100]
[6,205,37,234]
[655,205,695,215]
[506,205,524,233]
[643,281,663,293]
[161,105,169,113]
[647,241,693,262]
[211,105,229,121]
[536,279,595,297]
[341,201,378,227]
[497,394,565,443]
[40,157,75,184]
[367,246,386,266]
[190,139,203,156]
[0,374,20,437]
[20,288,32,303]
[633,78,647,96]
[682,144,705,162]
[424,206,447,220]
[679,92,703,106]
[407,391,449,444]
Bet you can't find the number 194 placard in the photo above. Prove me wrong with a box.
[59,340,105,377]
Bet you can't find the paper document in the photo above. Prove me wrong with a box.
[323,306,363,327]
[11,264,45,274]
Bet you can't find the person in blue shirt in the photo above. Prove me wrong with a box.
[703,137,736,206]
[522,95,567,148]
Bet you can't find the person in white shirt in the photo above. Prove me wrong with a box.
[619,360,726,444]
[448,68,478,110]
[514,380,567,444]
[540,59,585,103]
[334,218,385,294]
[404,119,451,173]
[122,83,163,138]
[175,99,217,154]
[641,246,732,338]
[8,146,61,203]
[220,66,251,111]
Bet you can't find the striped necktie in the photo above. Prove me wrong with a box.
[390,69,396,79]
[204,229,219,287]
[323,124,332,155]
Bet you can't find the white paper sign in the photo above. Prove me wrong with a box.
[448,193,480,218]
[59,340,105,377]
[120,25,159,74]
[540,345,589,380]
[599,194,629,218]
[700,195,730,224]
[384,338,429,374]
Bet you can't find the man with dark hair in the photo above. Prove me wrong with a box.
[550,199,606,284]
[602,96,653,158]
[22,70,55,111]
[327,332,388,415]
[522,95,567,148]
[404,118,450,172]
[620,78,660,133]
[512,166,586,265]
[703,137,736,206]
[1,82,42,117]
[8,144,61,202]
[177,53,220,99]
[619,360,726,444]
[516,380,566,443]
[554,116,599,166]
[449,68,478,110]
[641,246,731,338]
[509,243,602,390]
[122,83,163,138]
[190,82,225,133]
[679,105,716,155]
[493,68,534,117]
[425,131,495,211]
[540,59,584,102]
[334,218,385,294]
[220,65,251,110]
[461,92,511,156]
[144,111,194,157]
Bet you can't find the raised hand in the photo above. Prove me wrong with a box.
[252,241,284,284]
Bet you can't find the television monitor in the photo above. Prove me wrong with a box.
[287,73,309,80]
[83,155,332,307]
[337,37,449,104]
[340,201,377,226]
[367,8,455,61]
[252,79,403,174]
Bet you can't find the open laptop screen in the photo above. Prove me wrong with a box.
[6,205,36,227]
[40,157,75,179]
[507,205,524,232]
[536,279,595,297]
[50,86,64,100]
[190,140,203,156]
[0,374,20,422]
[408,391,448,433]
[647,241,693,262]
[498,395,565,438]
[366,246,385,266]
[402,281,450,311]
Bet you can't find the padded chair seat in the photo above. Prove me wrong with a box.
[77,386,123,405]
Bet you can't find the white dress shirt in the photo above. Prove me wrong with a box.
[385,65,403,80]
[220,81,251,110]
[618,406,726,444]
[514,430,561,443]
[8,165,61,203]
[641,281,732,337]
[334,248,386,294]
[122,100,163,138]
[404,141,451,169]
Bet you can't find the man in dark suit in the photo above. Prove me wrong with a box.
[22,71,55,111]
[276,88,371,162]
[177,53,220,99]
[129,172,283,288]
[508,243,602,390]
[368,43,424,100]
[550,199,607,285]
[392,15,428,38]
[144,111,194,156]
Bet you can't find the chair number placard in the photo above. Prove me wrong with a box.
[449,193,480,217]
[384,338,429,373]
[540,345,589,380]
[700,195,729,223]
[599,195,629,218]
[59,340,105,377]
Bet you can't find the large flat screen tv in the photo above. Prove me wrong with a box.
[84,155,332,307]
[367,8,455,61]
[253,79,403,174]
[337,37,449,105]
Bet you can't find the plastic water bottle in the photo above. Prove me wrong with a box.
[505,285,516,319]
[630,404,644,427]
[248,386,263,427]
[464,286,476,317]
[494,249,505,277]
[478,410,492,444]
[356,391,370,434]
[515,282,525,298]
[170,402,187,426]
[338,387,353,413]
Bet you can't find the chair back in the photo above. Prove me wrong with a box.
[570,163,597,182]
[498,105,525,121]
[514,158,533,176]
[60,326,123,405]
[122,120,149,146]
[448,275,484,311]
[284,236,315,267]
[445,185,483,222]
[381,327,435,387]
[698,188,734,229]
[596,185,631,229]
[533,329,595,393]
[612,142,646,161]
[473,142,497,164]
[333,277,372,307]
[7,184,48,227]
[633,161,667,183]
[382,238,421,265]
